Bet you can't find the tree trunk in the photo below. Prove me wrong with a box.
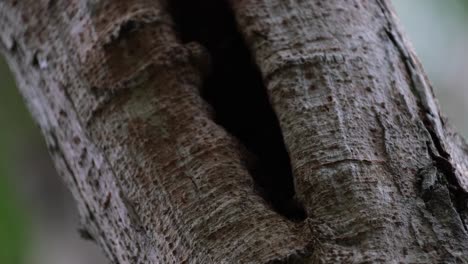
[1,0,468,263]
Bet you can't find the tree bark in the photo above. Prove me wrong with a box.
[1,0,468,263]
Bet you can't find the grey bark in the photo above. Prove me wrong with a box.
[1,0,468,263]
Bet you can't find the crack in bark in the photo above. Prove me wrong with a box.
[167,0,306,221]
[388,31,468,232]
[425,142,468,232]
[378,0,468,232]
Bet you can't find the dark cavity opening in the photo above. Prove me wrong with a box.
[168,0,306,221]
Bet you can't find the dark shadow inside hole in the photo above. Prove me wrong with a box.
[168,0,306,221]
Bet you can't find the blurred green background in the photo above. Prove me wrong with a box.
[0,1,467,263]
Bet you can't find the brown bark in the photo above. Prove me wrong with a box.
[1,0,468,263]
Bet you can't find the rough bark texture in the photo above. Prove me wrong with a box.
[1,0,468,263]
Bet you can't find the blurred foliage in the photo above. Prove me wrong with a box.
[0,163,27,264]
[0,58,32,264]
[463,0,468,11]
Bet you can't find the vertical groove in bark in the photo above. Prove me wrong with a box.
[0,0,312,263]
[167,0,306,221]
[231,0,468,262]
